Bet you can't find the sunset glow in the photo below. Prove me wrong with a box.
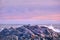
[0,0,60,24]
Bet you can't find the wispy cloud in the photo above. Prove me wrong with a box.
[0,14,60,21]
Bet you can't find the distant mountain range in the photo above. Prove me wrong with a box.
[0,24,60,40]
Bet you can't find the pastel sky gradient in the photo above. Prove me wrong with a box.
[0,0,60,24]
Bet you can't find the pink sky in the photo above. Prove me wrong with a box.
[0,14,60,21]
[0,0,60,24]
